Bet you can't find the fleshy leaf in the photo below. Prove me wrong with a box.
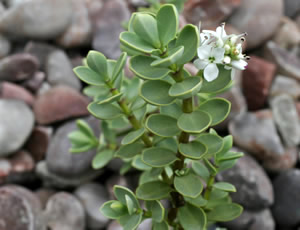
[198,98,231,126]
[213,182,236,192]
[130,55,171,80]
[100,200,128,219]
[146,114,181,137]
[115,142,145,159]
[178,203,206,230]
[86,51,108,78]
[169,77,203,99]
[157,4,178,47]
[92,149,114,169]
[114,186,140,210]
[207,203,243,222]
[119,213,143,230]
[145,200,165,223]
[178,141,207,159]
[151,46,184,68]
[74,66,106,86]
[136,181,172,200]
[121,128,146,145]
[88,102,123,120]
[196,133,223,156]
[142,147,178,167]
[174,173,203,198]
[97,93,123,105]
[140,80,176,106]
[177,111,211,134]
[112,52,127,82]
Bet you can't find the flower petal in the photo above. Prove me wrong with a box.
[231,59,248,70]
[204,63,219,82]
[211,47,225,63]
[194,59,209,70]
[197,45,211,59]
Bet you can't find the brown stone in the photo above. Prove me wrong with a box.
[22,71,46,93]
[264,41,300,81]
[0,53,39,82]
[25,126,53,162]
[0,82,35,106]
[33,86,89,125]
[184,0,241,28]
[242,56,276,110]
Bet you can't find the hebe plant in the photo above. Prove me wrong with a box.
[70,3,247,230]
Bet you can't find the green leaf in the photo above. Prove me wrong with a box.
[120,161,132,175]
[86,51,108,78]
[160,101,182,119]
[114,186,140,210]
[218,151,244,162]
[74,66,105,86]
[140,80,176,106]
[145,200,165,223]
[175,24,199,65]
[213,182,236,192]
[130,55,171,80]
[101,121,117,144]
[177,111,211,134]
[192,161,210,182]
[218,158,239,172]
[119,213,143,230]
[88,102,123,120]
[115,142,145,159]
[216,135,233,159]
[185,194,207,208]
[174,173,203,198]
[142,147,177,167]
[112,52,127,82]
[200,66,232,94]
[178,141,207,160]
[83,85,109,99]
[207,203,243,222]
[132,13,160,48]
[132,155,152,171]
[210,188,229,200]
[151,46,184,68]
[97,93,123,105]
[92,149,114,169]
[125,195,135,215]
[107,60,123,90]
[153,221,169,230]
[139,170,160,185]
[196,133,223,156]
[169,77,202,99]
[157,4,178,47]
[146,114,181,137]
[178,203,206,230]
[155,137,178,153]
[100,200,128,219]
[120,31,157,54]
[121,128,146,145]
[198,98,231,126]
[136,181,172,200]
[76,120,95,139]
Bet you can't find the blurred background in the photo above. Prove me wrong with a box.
[0,0,299,229]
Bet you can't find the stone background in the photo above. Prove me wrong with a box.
[0,0,299,229]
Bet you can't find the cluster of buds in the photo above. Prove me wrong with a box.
[194,23,250,82]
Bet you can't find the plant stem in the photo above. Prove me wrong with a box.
[204,173,216,200]
[107,83,152,147]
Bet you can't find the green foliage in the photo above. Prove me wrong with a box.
[70,2,245,229]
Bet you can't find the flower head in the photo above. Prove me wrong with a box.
[194,23,249,82]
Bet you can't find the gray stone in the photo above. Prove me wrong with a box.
[56,0,92,48]
[0,99,34,156]
[35,188,56,209]
[74,183,109,229]
[0,0,72,39]
[44,192,85,230]
[272,169,300,227]
[129,0,149,7]
[91,0,130,59]
[0,53,39,82]
[46,50,81,90]
[264,41,300,80]
[270,94,300,147]
[270,75,300,99]
[0,185,45,230]
[24,41,56,70]
[284,0,300,17]
[222,209,275,230]
[0,34,10,58]
[105,175,129,200]
[36,161,102,188]
[22,71,46,93]
[229,110,285,156]
[272,17,300,48]
[228,0,283,49]
[217,154,274,210]
[46,116,100,178]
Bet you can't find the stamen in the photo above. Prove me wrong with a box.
[240,37,246,42]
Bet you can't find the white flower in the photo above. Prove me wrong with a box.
[194,22,249,82]
[194,44,225,82]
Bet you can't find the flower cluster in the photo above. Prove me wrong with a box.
[194,23,250,82]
